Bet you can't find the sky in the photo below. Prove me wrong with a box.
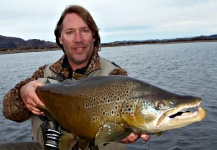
[0,0,217,43]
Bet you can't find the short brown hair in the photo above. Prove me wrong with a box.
[54,5,101,51]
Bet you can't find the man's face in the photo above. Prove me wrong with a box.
[59,13,95,70]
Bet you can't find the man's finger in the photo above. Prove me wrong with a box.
[140,134,151,141]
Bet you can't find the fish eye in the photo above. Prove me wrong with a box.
[156,101,166,110]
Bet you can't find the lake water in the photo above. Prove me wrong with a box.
[0,42,217,150]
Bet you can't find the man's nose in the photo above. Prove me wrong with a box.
[73,31,83,42]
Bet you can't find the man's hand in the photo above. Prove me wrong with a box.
[20,80,45,115]
[121,133,151,144]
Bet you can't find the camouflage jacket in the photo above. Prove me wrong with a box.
[3,51,127,123]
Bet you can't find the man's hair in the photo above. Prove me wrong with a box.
[54,5,101,52]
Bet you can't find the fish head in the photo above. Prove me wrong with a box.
[121,85,206,134]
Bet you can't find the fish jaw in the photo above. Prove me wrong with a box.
[145,97,206,133]
[155,104,206,131]
[121,96,206,134]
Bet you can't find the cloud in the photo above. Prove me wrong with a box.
[0,0,216,43]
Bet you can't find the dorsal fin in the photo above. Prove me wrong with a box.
[72,73,87,80]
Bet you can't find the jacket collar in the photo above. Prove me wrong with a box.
[49,48,101,79]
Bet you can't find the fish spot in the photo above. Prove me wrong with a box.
[92,116,96,122]
[117,97,120,101]
[122,111,127,115]
[111,110,114,116]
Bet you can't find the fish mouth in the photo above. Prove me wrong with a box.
[156,102,206,128]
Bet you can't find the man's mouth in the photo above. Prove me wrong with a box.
[75,47,84,50]
[74,47,85,53]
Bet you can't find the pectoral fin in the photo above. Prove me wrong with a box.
[95,121,133,145]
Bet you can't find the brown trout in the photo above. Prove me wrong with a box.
[36,75,206,150]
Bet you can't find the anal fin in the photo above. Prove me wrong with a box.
[78,139,91,150]
[59,132,76,150]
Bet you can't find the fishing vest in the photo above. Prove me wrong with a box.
[41,57,120,81]
[31,57,126,150]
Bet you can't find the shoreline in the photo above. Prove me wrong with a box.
[0,40,216,55]
[0,47,60,55]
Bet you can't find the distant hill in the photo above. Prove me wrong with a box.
[102,34,217,46]
[0,35,58,50]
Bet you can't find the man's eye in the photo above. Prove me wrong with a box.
[66,31,74,35]
[82,29,90,33]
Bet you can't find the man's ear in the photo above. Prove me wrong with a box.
[59,37,63,44]
[92,32,96,41]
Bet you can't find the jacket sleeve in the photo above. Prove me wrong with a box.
[2,65,46,123]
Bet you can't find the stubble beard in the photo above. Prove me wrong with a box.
[70,53,89,65]
[70,46,93,66]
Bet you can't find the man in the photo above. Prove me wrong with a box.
[2,5,150,150]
